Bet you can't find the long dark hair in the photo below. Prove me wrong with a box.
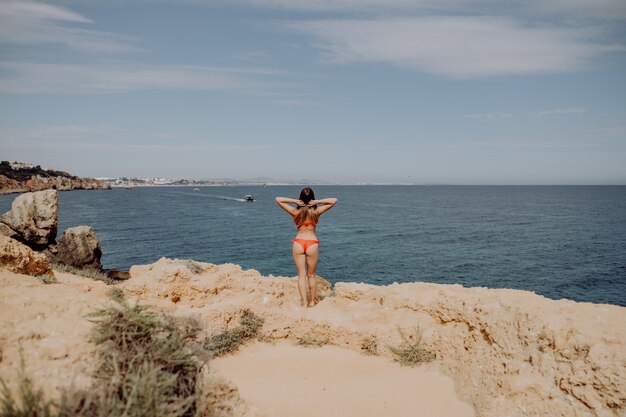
[294,187,319,225]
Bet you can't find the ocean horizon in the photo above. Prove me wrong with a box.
[2,185,625,306]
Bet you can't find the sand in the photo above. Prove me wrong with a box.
[212,341,475,417]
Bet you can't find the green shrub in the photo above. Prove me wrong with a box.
[86,295,206,415]
[388,326,435,366]
[0,292,210,417]
[0,360,53,417]
[106,287,125,303]
[51,263,115,285]
[203,309,264,358]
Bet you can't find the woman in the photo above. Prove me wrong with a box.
[276,187,337,307]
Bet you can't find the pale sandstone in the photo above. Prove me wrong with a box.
[0,223,17,239]
[0,269,104,400]
[0,235,53,277]
[0,189,57,248]
[1,257,624,417]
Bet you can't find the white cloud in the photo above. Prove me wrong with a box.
[0,62,284,93]
[536,107,586,116]
[0,0,138,53]
[286,17,623,78]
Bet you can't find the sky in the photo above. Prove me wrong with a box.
[0,0,625,184]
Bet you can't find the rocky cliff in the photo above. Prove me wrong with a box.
[0,161,110,194]
[0,258,624,417]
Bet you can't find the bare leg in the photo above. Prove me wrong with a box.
[305,244,319,307]
[292,243,308,307]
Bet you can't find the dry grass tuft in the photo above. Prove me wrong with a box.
[296,334,330,348]
[51,263,116,285]
[360,336,378,356]
[0,292,212,417]
[203,309,264,358]
[106,287,125,303]
[388,326,435,366]
[0,356,53,417]
[180,260,203,274]
[36,274,57,285]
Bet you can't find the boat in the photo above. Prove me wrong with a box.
[243,194,255,202]
[193,188,200,191]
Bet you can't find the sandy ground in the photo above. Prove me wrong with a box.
[212,341,475,417]
[0,269,107,397]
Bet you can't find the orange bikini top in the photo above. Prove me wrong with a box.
[294,218,317,228]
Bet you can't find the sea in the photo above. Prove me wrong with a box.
[1,185,625,306]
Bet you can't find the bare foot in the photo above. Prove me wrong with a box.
[300,299,307,307]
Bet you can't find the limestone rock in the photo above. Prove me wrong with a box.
[0,223,17,239]
[0,235,53,276]
[0,189,58,249]
[56,226,102,271]
[107,269,131,280]
[316,276,332,299]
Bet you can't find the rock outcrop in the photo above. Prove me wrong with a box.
[123,258,626,417]
[106,269,131,280]
[0,258,624,417]
[0,161,110,194]
[0,189,58,249]
[0,235,53,276]
[0,222,18,239]
[56,226,103,271]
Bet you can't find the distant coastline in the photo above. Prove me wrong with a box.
[0,161,111,194]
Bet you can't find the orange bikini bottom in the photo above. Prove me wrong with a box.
[292,238,320,253]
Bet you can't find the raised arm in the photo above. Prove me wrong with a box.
[310,197,337,215]
[275,197,302,216]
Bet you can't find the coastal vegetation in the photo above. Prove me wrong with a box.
[51,263,113,285]
[296,333,330,348]
[202,309,265,358]
[389,327,435,366]
[360,336,379,356]
[0,291,213,417]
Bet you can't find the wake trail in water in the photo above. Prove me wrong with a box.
[162,191,246,202]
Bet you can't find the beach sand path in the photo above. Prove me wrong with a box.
[212,341,475,417]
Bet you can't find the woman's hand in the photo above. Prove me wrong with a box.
[311,197,337,215]
[296,200,306,207]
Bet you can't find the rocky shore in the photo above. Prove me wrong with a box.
[0,161,110,194]
[0,191,624,417]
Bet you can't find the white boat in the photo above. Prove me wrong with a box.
[243,194,255,202]
[193,188,200,191]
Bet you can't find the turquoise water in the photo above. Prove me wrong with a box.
[1,185,625,306]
